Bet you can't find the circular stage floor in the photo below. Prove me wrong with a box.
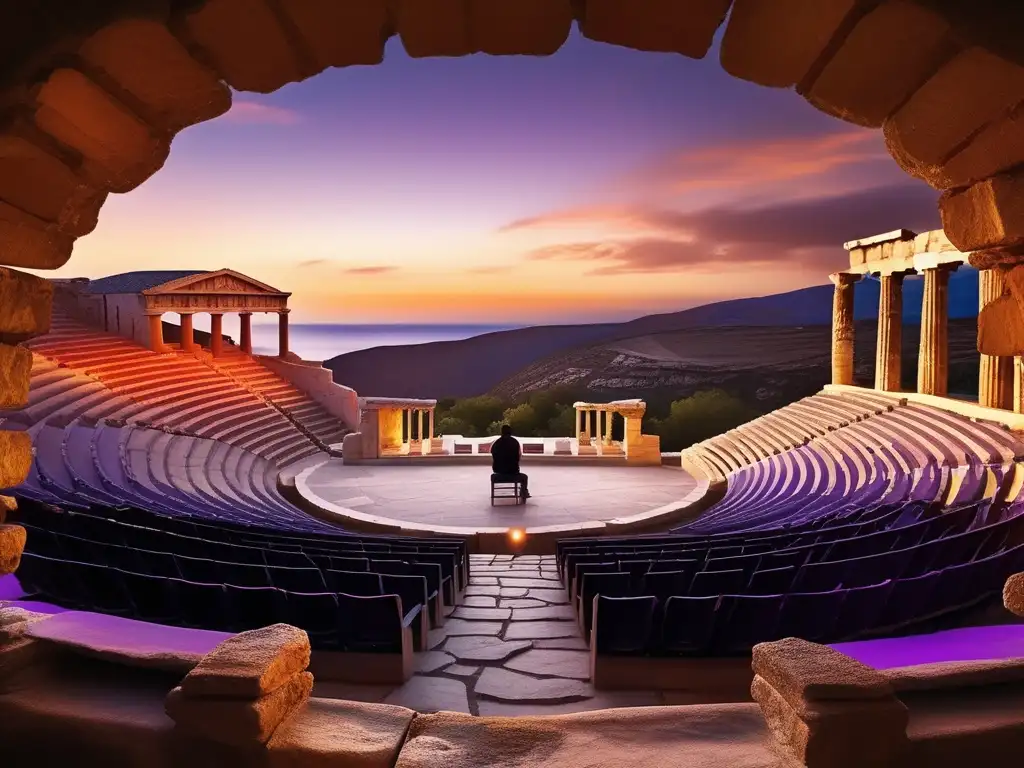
[298,460,698,533]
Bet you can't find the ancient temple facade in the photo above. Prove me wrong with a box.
[832,228,1017,413]
[55,269,292,358]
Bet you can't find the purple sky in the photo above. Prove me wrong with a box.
[58,29,940,324]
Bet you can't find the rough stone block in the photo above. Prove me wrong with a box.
[396,0,572,58]
[751,638,894,709]
[937,104,1024,190]
[941,169,1024,252]
[977,293,1024,356]
[0,493,14,523]
[0,133,106,237]
[78,18,232,133]
[803,0,951,127]
[885,48,1024,181]
[0,606,51,639]
[32,68,170,193]
[266,697,415,768]
[0,267,52,341]
[751,674,909,768]
[0,431,32,491]
[278,0,389,69]
[0,523,27,575]
[166,670,314,747]
[722,0,857,87]
[0,343,32,408]
[1005,572,1024,616]
[579,0,729,58]
[180,624,311,699]
[0,201,74,269]
[175,0,311,93]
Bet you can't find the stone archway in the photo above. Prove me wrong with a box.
[1,0,1024,567]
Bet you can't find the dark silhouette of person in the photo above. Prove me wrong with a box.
[491,424,530,499]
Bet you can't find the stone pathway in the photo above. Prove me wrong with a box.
[314,554,676,715]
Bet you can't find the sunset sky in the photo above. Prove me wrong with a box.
[52,29,941,325]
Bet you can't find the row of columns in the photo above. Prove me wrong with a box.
[575,407,614,444]
[148,310,288,358]
[831,265,1016,409]
[404,407,435,443]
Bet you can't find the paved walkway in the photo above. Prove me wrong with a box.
[315,554,687,715]
[302,462,696,531]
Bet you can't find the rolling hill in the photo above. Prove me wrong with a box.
[326,270,981,400]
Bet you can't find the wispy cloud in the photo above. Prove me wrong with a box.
[341,265,398,275]
[629,128,887,196]
[222,99,302,126]
[524,184,939,276]
[297,258,327,268]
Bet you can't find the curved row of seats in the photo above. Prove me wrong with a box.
[558,493,1024,655]
[12,500,469,658]
[18,311,347,466]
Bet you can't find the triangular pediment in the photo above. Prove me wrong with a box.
[143,269,289,296]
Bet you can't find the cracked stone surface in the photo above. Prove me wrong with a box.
[442,619,504,637]
[512,605,575,621]
[526,589,569,603]
[315,554,666,717]
[383,675,470,713]
[504,649,590,680]
[505,620,581,640]
[414,651,456,674]
[445,636,534,663]
[475,668,592,703]
[445,664,480,677]
[451,607,512,621]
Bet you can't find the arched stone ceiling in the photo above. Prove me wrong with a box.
[0,0,1023,549]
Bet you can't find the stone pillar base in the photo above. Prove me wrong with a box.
[427,437,446,455]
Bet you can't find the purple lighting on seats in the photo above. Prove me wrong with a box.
[831,625,1024,670]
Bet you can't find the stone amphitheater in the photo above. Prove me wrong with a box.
[2,2,1024,767]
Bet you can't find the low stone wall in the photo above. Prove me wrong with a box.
[750,638,910,768]
[255,355,359,432]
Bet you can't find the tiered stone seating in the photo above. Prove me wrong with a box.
[681,391,906,481]
[20,312,321,466]
[209,351,349,448]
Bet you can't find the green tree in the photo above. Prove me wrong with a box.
[501,402,540,435]
[435,416,473,437]
[448,395,505,437]
[651,389,756,452]
[545,403,577,437]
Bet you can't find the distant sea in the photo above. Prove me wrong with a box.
[249,323,517,361]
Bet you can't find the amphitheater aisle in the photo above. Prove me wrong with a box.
[314,554,671,715]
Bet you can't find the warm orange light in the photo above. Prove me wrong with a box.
[508,528,525,544]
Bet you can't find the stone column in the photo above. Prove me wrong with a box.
[147,313,165,353]
[179,312,195,352]
[978,268,1014,409]
[278,310,290,358]
[575,407,582,437]
[830,272,859,386]
[404,409,411,445]
[584,409,592,439]
[417,409,424,442]
[209,313,224,358]
[874,273,903,392]
[1016,358,1024,414]
[605,410,614,444]
[917,266,953,397]
[428,409,435,439]
[239,312,253,354]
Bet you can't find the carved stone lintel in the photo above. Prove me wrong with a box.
[969,246,1024,271]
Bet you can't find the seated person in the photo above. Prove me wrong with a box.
[491,424,530,499]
